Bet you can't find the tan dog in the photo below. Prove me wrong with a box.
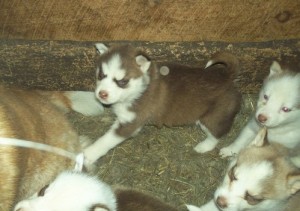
[187,128,300,211]
[0,85,102,210]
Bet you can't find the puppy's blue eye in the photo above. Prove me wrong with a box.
[263,94,269,100]
[282,107,291,112]
[115,79,129,88]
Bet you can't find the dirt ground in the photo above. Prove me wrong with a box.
[68,93,257,210]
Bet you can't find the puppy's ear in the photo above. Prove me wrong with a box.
[90,203,110,211]
[136,55,151,74]
[269,61,283,77]
[95,43,109,55]
[250,127,269,147]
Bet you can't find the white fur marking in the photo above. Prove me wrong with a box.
[84,121,124,163]
[205,60,213,69]
[14,171,117,211]
[113,103,136,124]
[186,200,219,211]
[194,122,219,153]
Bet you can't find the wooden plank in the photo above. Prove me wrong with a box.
[0,0,299,42]
[0,39,299,93]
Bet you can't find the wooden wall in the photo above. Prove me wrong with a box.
[0,0,299,42]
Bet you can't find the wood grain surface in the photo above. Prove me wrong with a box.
[0,0,299,42]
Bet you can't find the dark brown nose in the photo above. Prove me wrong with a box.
[216,196,228,209]
[99,91,108,100]
[257,114,267,123]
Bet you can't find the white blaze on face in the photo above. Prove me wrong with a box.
[14,171,117,211]
[255,74,300,128]
[215,161,273,211]
[95,54,127,105]
[95,53,149,106]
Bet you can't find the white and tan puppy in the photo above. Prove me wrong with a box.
[187,128,300,211]
[0,85,101,210]
[14,171,117,211]
[84,43,241,163]
[220,61,300,157]
[14,171,179,211]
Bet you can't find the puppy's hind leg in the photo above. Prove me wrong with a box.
[194,121,219,153]
[195,91,241,153]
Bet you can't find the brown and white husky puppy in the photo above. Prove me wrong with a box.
[0,85,102,210]
[14,171,179,211]
[83,43,241,163]
[187,128,300,211]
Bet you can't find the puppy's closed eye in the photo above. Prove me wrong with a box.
[38,184,49,197]
[228,164,238,181]
[89,203,110,211]
[244,191,264,205]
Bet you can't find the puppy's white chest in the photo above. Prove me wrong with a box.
[113,103,136,124]
[269,126,300,148]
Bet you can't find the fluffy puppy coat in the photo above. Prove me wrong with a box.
[14,171,179,211]
[0,85,101,210]
[14,171,117,211]
[84,43,241,163]
[220,61,300,157]
[187,128,300,211]
[114,188,178,211]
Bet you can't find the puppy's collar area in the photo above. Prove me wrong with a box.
[0,137,84,172]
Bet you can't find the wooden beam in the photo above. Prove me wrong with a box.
[0,39,299,93]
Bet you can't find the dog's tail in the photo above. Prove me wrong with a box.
[204,52,240,82]
[38,91,104,116]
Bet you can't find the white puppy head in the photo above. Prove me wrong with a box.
[14,171,117,211]
[213,128,300,211]
[255,61,300,127]
[94,43,151,105]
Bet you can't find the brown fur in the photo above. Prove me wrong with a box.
[96,45,241,139]
[0,85,81,210]
[114,188,179,211]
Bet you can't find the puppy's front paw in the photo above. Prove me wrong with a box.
[186,204,203,211]
[83,147,102,165]
[219,146,237,158]
[194,138,218,153]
